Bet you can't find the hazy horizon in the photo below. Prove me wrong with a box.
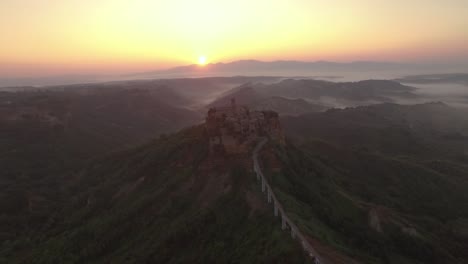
[2,59,468,88]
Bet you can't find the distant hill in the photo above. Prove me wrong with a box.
[395,73,468,86]
[1,76,283,109]
[254,79,417,102]
[0,88,201,152]
[133,60,468,81]
[0,87,201,243]
[282,102,468,159]
[3,60,467,87]
[207,85,326,116]
[208,79,417,114]
[252,96,326,115]
[134,60,411,79]
[208,85,263,107]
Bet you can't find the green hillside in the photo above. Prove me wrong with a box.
[0,126,311,264]
[2,102,468,264]
[274,103,468,263]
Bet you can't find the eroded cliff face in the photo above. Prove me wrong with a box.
[205,99,285,155]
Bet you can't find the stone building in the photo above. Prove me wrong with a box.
[205,98,285,154]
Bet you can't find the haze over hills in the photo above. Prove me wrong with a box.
[1,75,468,263]
[138,60,406,75]
[120,61,468,89]
[2,60,468,88]
[395,73,468,86]
[208,79,420,113]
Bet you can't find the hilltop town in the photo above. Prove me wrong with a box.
[205,99,285,154]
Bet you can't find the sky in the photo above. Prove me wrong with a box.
[1,0,468,77]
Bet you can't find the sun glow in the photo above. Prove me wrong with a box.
[1,0,468,77]
[198,56,207,66]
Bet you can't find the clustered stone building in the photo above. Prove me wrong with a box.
[205,99,285,154]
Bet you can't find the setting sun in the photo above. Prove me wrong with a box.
[198,56,207,66]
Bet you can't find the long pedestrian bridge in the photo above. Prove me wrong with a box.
[253,138,322,264]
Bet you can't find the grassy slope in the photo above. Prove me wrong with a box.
[0,89,201,244]
[1,127,311,264]
[258,139,468,264]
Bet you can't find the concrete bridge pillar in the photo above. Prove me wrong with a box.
[253,138,321,263]
[267,188,272,203]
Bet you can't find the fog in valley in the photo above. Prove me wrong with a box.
[3,0,468,262]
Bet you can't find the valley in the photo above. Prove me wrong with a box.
[1,77,468,263]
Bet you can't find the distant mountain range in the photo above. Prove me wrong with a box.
[136,60,406,76]
[3,60,467,88]
[131,60,468,80]
[208,79,418,115]
[131,60,434,79]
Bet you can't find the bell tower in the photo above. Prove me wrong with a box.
[230,98,237,114]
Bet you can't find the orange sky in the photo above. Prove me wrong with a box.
[1,0,468,77]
